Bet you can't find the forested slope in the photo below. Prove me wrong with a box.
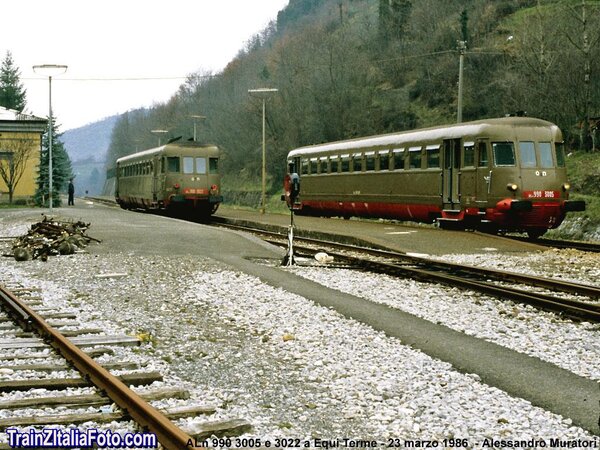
[106,0,600,196]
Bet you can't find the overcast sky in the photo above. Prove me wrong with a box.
[1,0,289,131]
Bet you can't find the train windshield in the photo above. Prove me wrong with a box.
[539,142,554,168]
[519,141,536,167]
[183,157,194,174]
[493,142,515,166]
[196,157,207,174]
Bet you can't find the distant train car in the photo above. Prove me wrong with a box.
[116,141,222,216]
[284,117,585,238]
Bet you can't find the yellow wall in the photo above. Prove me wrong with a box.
[0,131,42,203]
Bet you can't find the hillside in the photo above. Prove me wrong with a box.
[105,0,599,183]
[62,115,118,163]
[61,115,118,196]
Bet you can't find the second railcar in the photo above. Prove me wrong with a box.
[116,142,222,216]
[284,117,585,238]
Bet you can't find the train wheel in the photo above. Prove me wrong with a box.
[526,228,546,239]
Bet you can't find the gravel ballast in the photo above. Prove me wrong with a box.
[0,212,598,445]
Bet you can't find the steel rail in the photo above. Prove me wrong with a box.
[214,221,600,320]
[0,285,199,450]
[217,221,600,299]
[277,241,600,322]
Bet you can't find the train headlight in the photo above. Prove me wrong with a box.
[507,183,518,192]
[173,183,180,189]
[210,184,219,194]
[562,183,571,191]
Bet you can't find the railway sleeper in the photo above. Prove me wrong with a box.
[0,404,217,429]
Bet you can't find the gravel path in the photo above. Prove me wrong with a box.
[0,213,598,445]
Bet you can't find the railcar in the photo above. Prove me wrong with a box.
[115,141,222,216]
[284,117,585,238]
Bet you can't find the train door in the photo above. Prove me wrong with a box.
[442,138,461,209]
[475,140,490,205]
[153,156,162,203]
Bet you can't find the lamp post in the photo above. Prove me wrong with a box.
[33,64,68,213]
[151,129,168,146]
[248,88,278,214]
[456,40,467,124]
[190,115,206,142]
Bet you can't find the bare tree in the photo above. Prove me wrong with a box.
[0,137,36,204]
[563,0,600,150]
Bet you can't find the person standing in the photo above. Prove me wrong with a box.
[68,179,75,206]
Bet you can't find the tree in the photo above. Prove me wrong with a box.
[0,51,27,112]
[0,137,36,204]
[35,120,73,207]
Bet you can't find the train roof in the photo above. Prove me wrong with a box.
[287,117,559,157]
[116,142,218,164]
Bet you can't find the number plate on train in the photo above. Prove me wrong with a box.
[522,190,559,198]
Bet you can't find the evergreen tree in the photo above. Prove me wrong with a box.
[35,120,73,207]
[0,51,27,112]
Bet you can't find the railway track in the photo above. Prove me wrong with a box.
[218,222,600,323]
[0,281,250,449]
[507,235,600,253]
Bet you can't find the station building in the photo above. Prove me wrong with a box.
[0,107,47,204]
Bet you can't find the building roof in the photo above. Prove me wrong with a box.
[0,106,47,133]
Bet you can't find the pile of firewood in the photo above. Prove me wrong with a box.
[9,216,100,261]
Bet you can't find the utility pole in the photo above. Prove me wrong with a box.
[457,40,467,124]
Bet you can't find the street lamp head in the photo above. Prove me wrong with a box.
[33,64,68,76]
[248,88,278,98]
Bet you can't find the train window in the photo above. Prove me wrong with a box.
[196,157,207,174]
[426,145,440,168]
[319,157,329,173]
[209,158,219,174]
[167,157,180,173]
[378,151,390,171]
[493,142,515,166]
[478,142,489,167]
[539,142,553,168]
[310,158,318,174]
[393,149,404,170]
[365,152,375,171]
[330,156,339,173]
[519,141,536,167]
[301,159,309,175]
[555,143,566,167]
[408,146,422,169]
[352,154,363,172]
[341,154,350,172]
[463,142,475,167]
